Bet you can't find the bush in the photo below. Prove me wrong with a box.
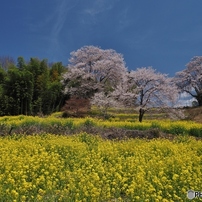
[169,125,187,135]
[62,111,69,118]
[189,128,202,137]
[83,118,95,127]
[63,119,74,130]
[62,97,90,117]
[151,122,161,129]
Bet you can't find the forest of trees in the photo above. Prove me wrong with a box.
[0,56,67,116]
[1,46,202,121]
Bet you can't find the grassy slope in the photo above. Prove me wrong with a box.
[183,106,202,123]
[64,105,202,122]
[110,106,202,123]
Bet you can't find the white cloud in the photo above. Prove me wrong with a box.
[179,92,191,99]
[83,0,114,17]
[175,92,197,107]
[26,0,78,56]
[51,0,68,37]
[48,0,79,59]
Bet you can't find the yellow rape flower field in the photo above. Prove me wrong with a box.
[0,133,201,201]
[1,115,202,136]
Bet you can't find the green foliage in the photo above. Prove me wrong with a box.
[0,57,65,116]
[77,132,99,151]
[84,118,95,127]
[169,125,187,135]
[151,121,161,129]
[63,119,74,130]
[0,115,202,139]
[189,128,202,137]
[17,56,26,70]
[0,67,6,84]
[50,62,66,81]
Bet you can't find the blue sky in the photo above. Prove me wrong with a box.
[1,0,202,76]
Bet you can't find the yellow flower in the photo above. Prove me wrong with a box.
[172,174,179,180]
[162,199,169,202]
[0,124,200,201]
[11,190,18,198]
[21,195,26,202]
[38,188,45,195]
[37,194,43,201]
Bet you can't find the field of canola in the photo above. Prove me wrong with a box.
[0,133,201,201]
[0,115,202,136]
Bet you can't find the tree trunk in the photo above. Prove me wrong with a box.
[196,95,202,106]
[139,108,145,122]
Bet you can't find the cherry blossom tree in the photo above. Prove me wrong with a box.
[90,92,119,118]
[61,68,99,98]
[128,67,178,122]
[174,56,202,106]
[61,46,127,98]
[111,73,137,107]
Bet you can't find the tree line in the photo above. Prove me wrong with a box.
[0,56,67,116]
[1,46,202,121]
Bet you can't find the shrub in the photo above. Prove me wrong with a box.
[61,96,90,117]
[83,118,95,128]
[169,124,187,135]
[189,128,202,137]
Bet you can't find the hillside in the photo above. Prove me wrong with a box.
[90,106,202,122]
[183,106,202,123]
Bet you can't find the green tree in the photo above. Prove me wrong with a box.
[27,58,49,114]
[17,56,26,70]
[4,67,21,115]
[0,67,7,115]
[0,67,6,84]
[3,67,34,115]
[50,62,66,82]
[42,62,66,114]
[0,57,65,116]
[0,56,15,71]
[19,70,34,115]
[42,81,64,114]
